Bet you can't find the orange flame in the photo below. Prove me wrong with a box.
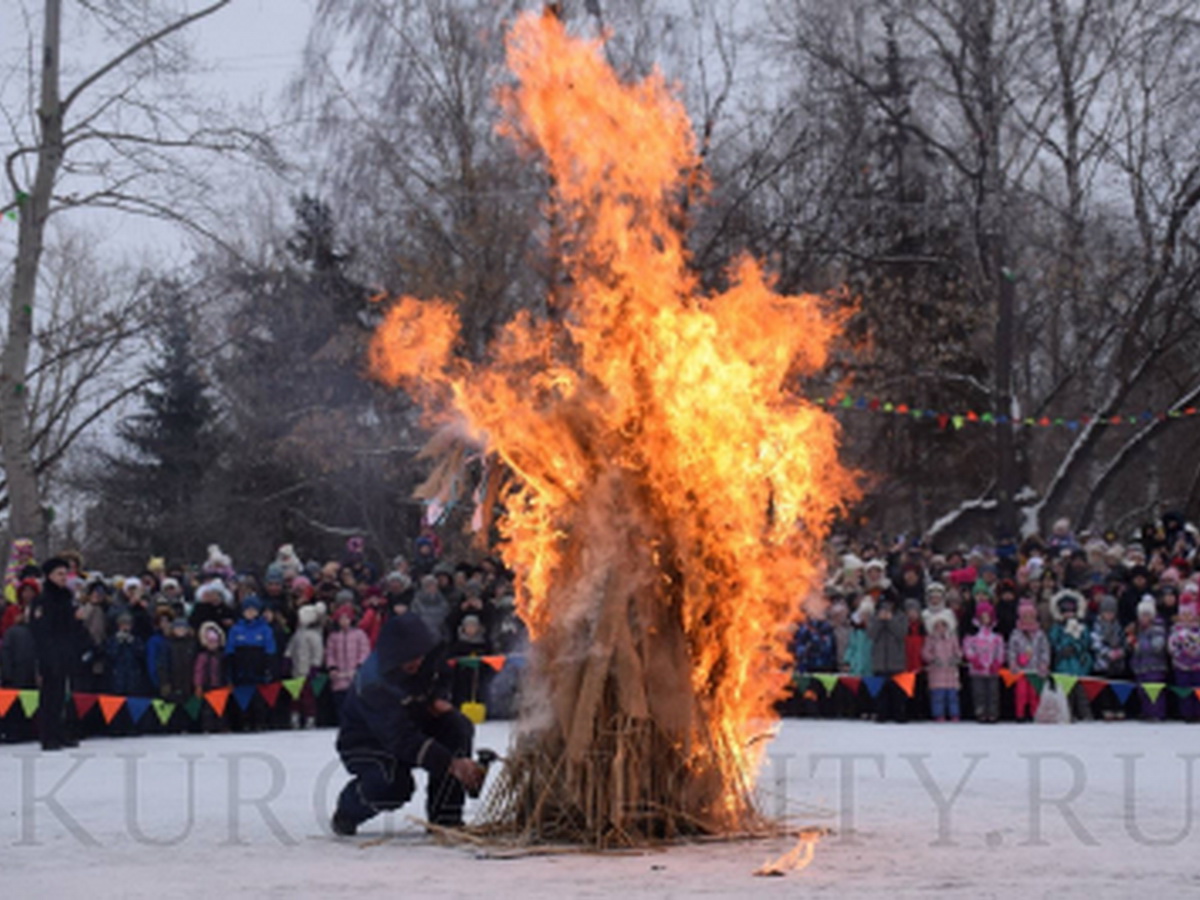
[370,11,856,825]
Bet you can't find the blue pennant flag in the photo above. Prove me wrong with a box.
[1109,682,1135,705]
[863,676,886,698]
[125,697,153,724]
[233,685,258,711]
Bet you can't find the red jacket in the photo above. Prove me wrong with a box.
[905,620,925,672]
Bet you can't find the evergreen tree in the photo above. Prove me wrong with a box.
[88,281,224,568]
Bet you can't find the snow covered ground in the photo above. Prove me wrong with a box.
[2,719,1197,898]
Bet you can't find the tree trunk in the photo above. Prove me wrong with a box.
[1,0,63,554]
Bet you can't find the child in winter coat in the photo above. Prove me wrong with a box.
[193,622,228,733]
[1130,597,1169,721]
[1048,590,1092,721]
[226,596,276,731]
[868,599,909,722]
[106,612,149,697]
[1090,595,1127,720]
[1008,598,1050,721]
[158,617,198,702]
[325,603,370,721]
[285,602,326,729]
[963,600,1005,722]
[922,610,962,721]
[1168,594,1200,722]
[0,604,38,742]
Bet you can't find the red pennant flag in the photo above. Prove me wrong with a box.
[966,410,980,422]
[895,404,909,415]
[258,683,282,708]
[840,676,862,695]
[73,692,99,719]
[205,687,231,718]
[1080,679,1108,703]
[892,671,917,698]
[868,398,881,411]
[481,655,506,672]
[99,695,126,725]
[999,669,1021,688]
[0,688,17,718]
[447,658,458,668]
[937,414,950,431]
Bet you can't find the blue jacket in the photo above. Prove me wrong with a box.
[794,620,836,672]
[226,617,277,684]
[336,649,455,776]
[106,632,148,695]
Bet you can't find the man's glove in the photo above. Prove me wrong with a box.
[449,757,485,793]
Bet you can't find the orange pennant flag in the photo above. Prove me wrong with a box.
[99,695,126,724]
[0,688,17,718]
[481,655,506,672]
[205,687,231,718]
[1195,688,1200,701]
[892,671,917,698]
[999,669,1021,688]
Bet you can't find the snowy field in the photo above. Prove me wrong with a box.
[2,719,1197,898]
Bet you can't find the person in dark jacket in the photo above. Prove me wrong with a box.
[1,603,38,742]
[30,557,84,750]
[867,598,909,723]
[332,612,482,836]
[226,595,277,731]
[158,618,198,712]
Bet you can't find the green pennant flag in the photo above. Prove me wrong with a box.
[310,673,329,696]
[282,677,306,700]
[458,657,481,669]
[813,673,840,695]
[183,696,202,721]
[793,674,812,693]
[1052,674,1079,696]
[951,415,966,430]
[1141,682,1166,703]
[1170,685,1194,699]
[1026,674,1045,694]
[152,699,175,726]
[19,690,39,717]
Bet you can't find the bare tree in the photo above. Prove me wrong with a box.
[1,0,276,553]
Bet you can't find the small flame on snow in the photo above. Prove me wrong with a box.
[753,829,823,877]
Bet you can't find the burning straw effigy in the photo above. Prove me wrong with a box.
[369,11,856,848]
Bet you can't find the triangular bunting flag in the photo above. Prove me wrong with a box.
[793,674,812,693]
[258,683,282,708]
[1170,686,1193,699]
[446,658,458,668]
[1109,682,1135,705]
[72,692,99,719]
[457,657,481,669]
[1195,688,1200,702]
[813,673,840,695]
[862,676,886,698]
[183,696,203,721]
[1026,674,1045,693]
[205,687,231,718]
[282,678,305,700]
[1080,679,1108,703]
[999,669,1021,688]
[310,674,329,696]
[232,685,257,711]
[125,697,152,725]
[1052,674,1079,696]
[481,655,506,672]
[0,688,18,717]
[840,676,862,695]
[152,699,175,726]
[99,695,126,724]
[893,672,917,698]
[17,689,40,717]
[1141,682,1166,703]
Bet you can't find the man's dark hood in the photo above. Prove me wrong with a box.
[376,612,436,673]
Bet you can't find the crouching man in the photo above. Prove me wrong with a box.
[332,612,484,836]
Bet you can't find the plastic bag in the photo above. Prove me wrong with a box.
[1035,681,1071,724]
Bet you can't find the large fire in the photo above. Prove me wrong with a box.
[370,10,856,845]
